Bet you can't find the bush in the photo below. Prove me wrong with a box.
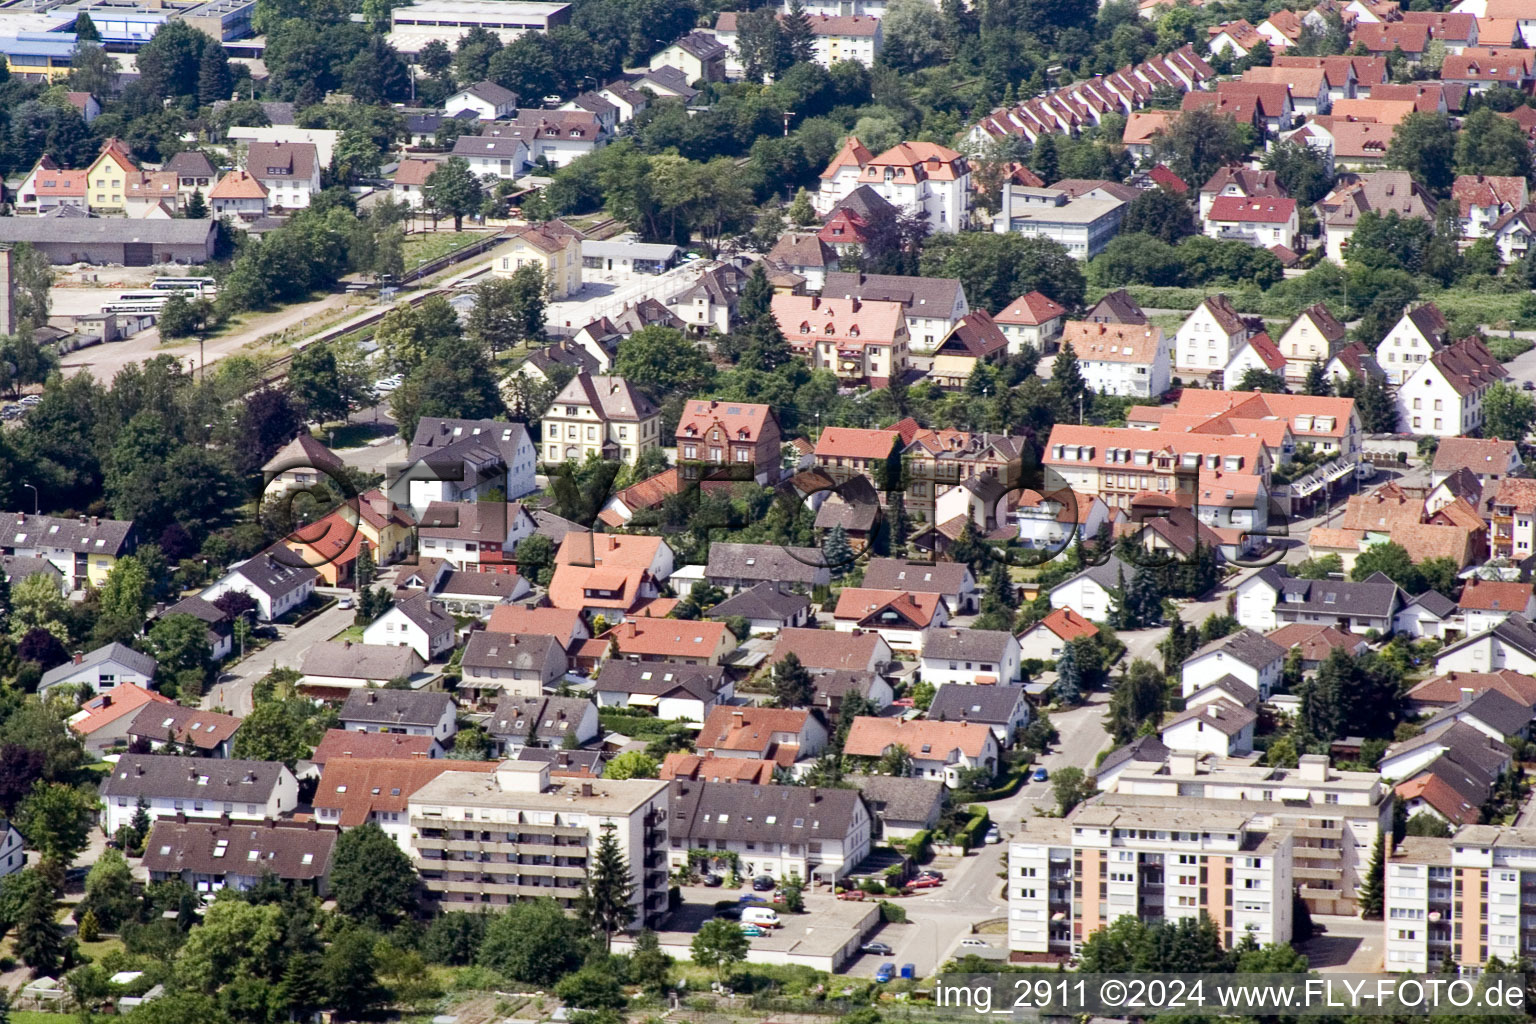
[878,900,907,923]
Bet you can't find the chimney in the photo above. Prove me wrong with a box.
[580,781,594,798]
[1169,750,1198,776]
[733,710,745,720]
[135,762,144,776]
[368,691,377,703]
[91,516,98,527]
[307,817,318,830]
[344,640,352,649]
[74,652,84,665]
[100,695,112,708]
[1297,754,1329,783]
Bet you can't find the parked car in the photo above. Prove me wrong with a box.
[713,906,742,920]
[1032,767,1049,782]
[738,893,767,904]
[702,874,723,887]
[739,924,766,936]
[906,876,942,890]
[752,875,776,891]
[916,870,945,881]
[337,597,354,610]
[837,890,868,901]
[959,937,991,949]
[860,941,894,956]
[875,964,895,983]
[1525,380,1535,392]
[985,826,1002,845]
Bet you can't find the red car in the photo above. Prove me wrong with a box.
[837,890,869,901]
[906,876,943,890]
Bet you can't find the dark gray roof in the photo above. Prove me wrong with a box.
[515,747,607,774]
[593,660,725,701]
[529,509,588,544]
[1189,628,1284,670]
[143,819,335,881]
[669,779,864,844]
[300,641,423,680]
[1162,699,1257,737]
[851,775,945,825]
[2,512,133,556]
[125,704,241,750]
[1427,689,1532,739]
[487,695,594,741]
[523,339,600,378]
[101,754,289,802]
[1052,554,1134,596]
[1085,289,1147,324]
[462,631,565,674]
[435,569,526,599]
[927,684,1027,726]
[809,670,884,707]
[162,151,216,177]
[921,627,1016,663]
[0,219,215,245]
[706,543,828,585]
[1251,566,1402,618]
[814,493,880,533]
[861,558,974,596]
[226,550,318,599]
[162,595,229,626]
[39,642,157,689]
[0,555,60,583]
[1384,720,1512,776]
[453,134,528,159]
[1408,753,1491,814]
[459,79,517,106]
[821,272,966,316]
[407,418,531,473]
[1407,590,1458,619]
[706,582,810,624]
[1187,674,1260,708]
[338,689,454,729]
[1439,613,1536,662]
[391,593,454,634]
[1093,734,1170,778]
[829,185,898,223]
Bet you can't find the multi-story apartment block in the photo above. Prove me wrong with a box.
[1103,752,1391,915]
[1383,824,1536,972]
[814,139,971,231]
[667,779,871,883]
[1490,478,1536,562]
[407,760,671,926]
[541,373,661,466]
[1008,799,1294,956]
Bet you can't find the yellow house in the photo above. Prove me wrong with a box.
[3,513,135,591]
[353,488,416,565]
[495,224,581,299]
[86,139,140,211]
[0,35,76,81]
[540,372,663,465]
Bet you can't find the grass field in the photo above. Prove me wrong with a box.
[403,231,489,268]
[11,1011,75,1024]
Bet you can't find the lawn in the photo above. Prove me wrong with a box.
[402,231,489,269]
[330,624,365,643]
[313,421,395,450]
[11,1012,76,1024]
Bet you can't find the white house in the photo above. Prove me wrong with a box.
[1048,555,1131,622]
[592,661,732,723]
[1060,321,1171,398]
[200,551,318,622]
[0,820,23,878]
[444,80,518,120]
[843,717,1001,786]
[1160,701,1257,757]
[918,628,1022,687]
[298,642,428,692]
[338,689,458,743]
[449,134,530,180]
[37,643,157,696]
[1013,490,1108,554]
[1016,607,1098,661]
[1224,332,1288,385]
[1236,566,1403,635]
[994,187,1126,260]
[415,501,537,567]
[1180,628,1285,700]
[992,291,1068,354]
[1376,303,1450,386]
[99,754,299,836]
[362,594,456,662]
[391,418,538,521]
[244,141,321,210]
[668,780,871,884]
[926,683,1031,747]
[1435,616,1536,675]
[1174,294,1257,380]
[1396,336,1507,437]
[1394,591,1459,641]
[1458,580,1536,637]
[1204,196,1299,250]
[814,138,971,232]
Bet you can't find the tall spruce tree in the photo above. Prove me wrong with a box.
[582,823,635,951]
[823,523,855,577]
[1358,833,1385,919]
[783,0,816,65]
[772,653,814,708]
[1054,641,1083,705]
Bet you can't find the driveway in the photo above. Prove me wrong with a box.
[205,602,356,715]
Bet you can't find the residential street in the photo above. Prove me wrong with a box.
[841,692,1113,976]
[203,601,357,715]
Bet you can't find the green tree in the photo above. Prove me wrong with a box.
[1237,368,1288,393]
[1054,640,1083,705]
[184,188,208,220]
[1121,186,1195,244]
[611,326,715,399]
[73,12,100,39]
[1455,107,1533,180]
[1350,540,1420,593]
[287,345,353,423]
[9,571,69,643]
[628,929,672,992]
[919,231,1085,311]
[1483,381,1536,442]
[1051,342,1087,422]
[13,881,63,974]
[322,926,388,1018]
[79,847,137,931]
[1052,766,1094,815]
[424,157,484,231]
[738,262,773,321]
[1405,812,1452,838]
[196,41,232,105]
[690,918,748,981]
[478,896,588,984]
[1358,833,1385,919]
[580,823,634,951]
[1294,552,1343,579]
[787,187,817,226]
[1387,112,1456,192]
[1303,361,1330,397]
[602,751,658,779]
[1262,139,1334,206]
[822,523,856,577]
[330,822,417,928]
[16,782,96,869]
[772,652,815,708]
[1106,659,1166,743]
[1151,108,1252,191]
[137,21,210,101]
[229,699,310,769]
[392,333,506,441]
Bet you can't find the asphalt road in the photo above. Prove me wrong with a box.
[841,692,1114,976]
[204,601,357,715]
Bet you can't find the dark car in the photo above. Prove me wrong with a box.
[1524,381,1535,392]
[916,870,945,881]
[702,874,723,887]
[860,941,894,956]
[752,875,776,891]
[714,906,742,920]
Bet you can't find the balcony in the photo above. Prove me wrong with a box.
[1295,866,1344,883]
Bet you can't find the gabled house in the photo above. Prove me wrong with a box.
[99,754,299,836]
[705,583,812,633]
[390,417,538,519]
[1396,335,1507,436]
[1276,302,1348,386]
[1458,579,1536,636]
[361,593,456,661]
[444,80,517,120]
[1180,628,1285,700]
[1049,554,1133,622]
[143,818,338,895]
[1452,174,1528,238]
[71,685,174,756]
[459,631,567,702]
[1205,197,1299,251]
[1173,294,1259,380]
[200,550,317,621]
[705,542,831,592]
[496,224,581,298]
[85,137,139,211]
[1394,590,1460,641]
[126,705,241,758]
[696,706,827,766]
[593,661,732,722]
[843,717,1000,786]
[927,683,1030,747]
[416,500,535,568]
[486,695,600,755]
[1376,302,1450,386]
[770,627,892,674]
[338,689,458,743]
[603,618,735,665]
[821,271,970,353]
[831,589,948,651]
[667,779,870,883]
[919,627,1022,686]
[1062,321,1171,398]
[298,642,428,695]
[1016,607,1099,661]
[39,643,157,696]
[1160,700,1257,757]
[541,373,662,467]
[992,290,1068,354]
[1235,565,1402,634]
[244,141,320,209]
[675,399,782,484]
[861,558,979,614]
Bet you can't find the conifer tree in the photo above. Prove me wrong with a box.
[1358,833,1385,919]
[581,823,635,951]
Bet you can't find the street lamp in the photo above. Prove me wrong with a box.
[22,481,37,515]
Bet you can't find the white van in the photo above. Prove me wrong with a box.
[742,907,781,928]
